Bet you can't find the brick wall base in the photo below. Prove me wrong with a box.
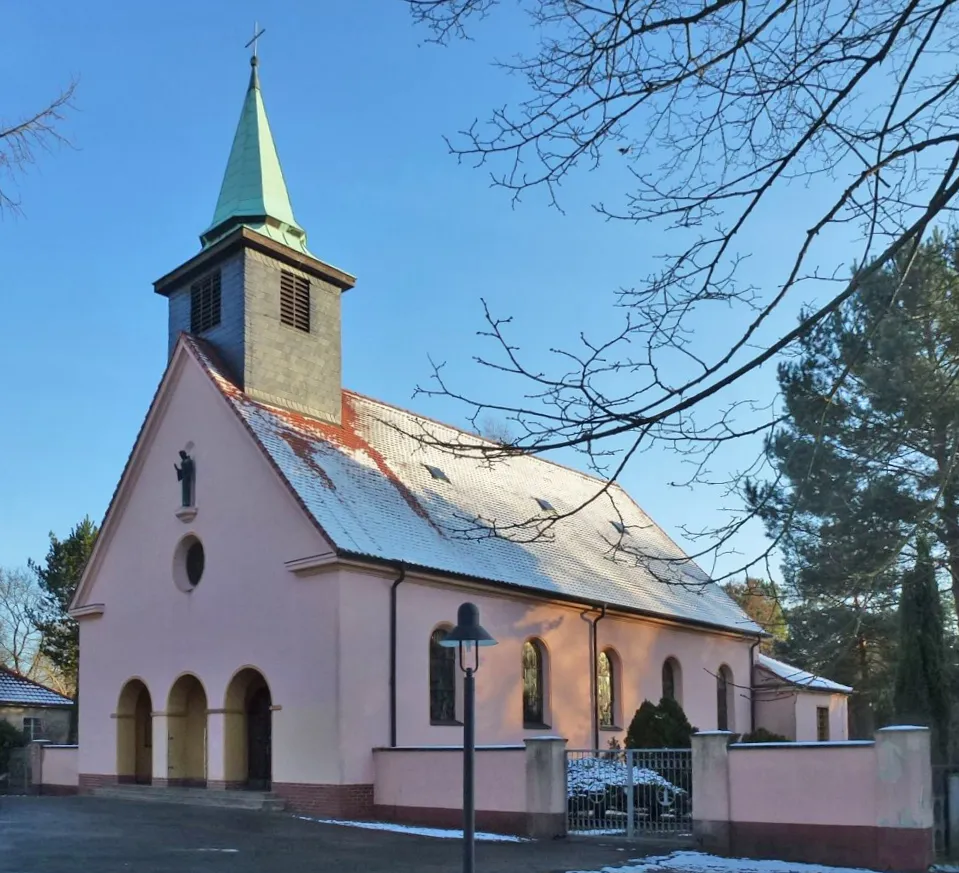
[373,804,525,836]
[710,821,934,873]
[272,782,373,818]
[78,774,117,793]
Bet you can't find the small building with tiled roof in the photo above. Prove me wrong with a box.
[0,667,74,745]
[68,52,847,818]
[753,653,852,742]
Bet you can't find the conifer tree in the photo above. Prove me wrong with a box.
[895,537,948,756]
[748,230,959,735]
[29,517,98,740]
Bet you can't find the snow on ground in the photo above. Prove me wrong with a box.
[567,851,880,873]
[295,816,528,842]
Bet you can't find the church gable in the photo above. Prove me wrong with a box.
[71,340,331,613]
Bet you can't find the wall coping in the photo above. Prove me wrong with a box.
[39,744,78,750]
[373,745,525,752]
[730,741,875,750]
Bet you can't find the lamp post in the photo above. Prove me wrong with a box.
[439,602,498,873]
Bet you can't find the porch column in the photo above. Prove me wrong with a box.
[205,710,227,789]
[151,712,169,787]
[692,730,733,854]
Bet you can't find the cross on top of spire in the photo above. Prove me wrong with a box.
[246,22,266,63]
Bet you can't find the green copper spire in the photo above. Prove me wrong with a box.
[200,56,309,253]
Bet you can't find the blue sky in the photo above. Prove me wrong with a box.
[0,1,849,578]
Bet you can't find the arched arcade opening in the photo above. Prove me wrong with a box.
[223,668,272,790]
[167,674,208,787]
[117,679,153,785]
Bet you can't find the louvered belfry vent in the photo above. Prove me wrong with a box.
[190,270,222,334]
[280,270,311,333]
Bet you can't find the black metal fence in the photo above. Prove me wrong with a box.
[566,748,692,837]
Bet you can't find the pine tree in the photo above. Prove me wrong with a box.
[894,537,948,757]
[723,577,788,653]
[28,517,98,740]
[747,230,959,735]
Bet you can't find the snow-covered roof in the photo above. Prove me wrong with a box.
[0,668,73,707]
[756,653,852,694]
[189,337,761,636]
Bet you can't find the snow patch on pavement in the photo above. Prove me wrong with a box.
[567,850,880,873]
[296,816,528,842]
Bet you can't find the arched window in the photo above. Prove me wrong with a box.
[717,665,734,731]
[662,657,681,703]
[597,649,619,728]
[430,628,457,724]
[522,639,547,727]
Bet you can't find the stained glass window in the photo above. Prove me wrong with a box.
[717,665,732,731]
[429,628,457,723]
[523,640,545,726]
[662,659,676,701]
[598,650,616,727]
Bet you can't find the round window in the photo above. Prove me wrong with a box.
[185,540,204,587]
[173,535,205,592]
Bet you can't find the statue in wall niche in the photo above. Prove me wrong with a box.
[175,450,196,507]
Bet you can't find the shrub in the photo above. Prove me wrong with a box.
[625,697,696,749]
[737,727,790,743]
[0,721,25,774]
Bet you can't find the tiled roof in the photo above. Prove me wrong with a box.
[188,337,761,636]
[0,668,73,707]
[756,653,852,693]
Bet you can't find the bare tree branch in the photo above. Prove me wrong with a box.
[0,79,77,214]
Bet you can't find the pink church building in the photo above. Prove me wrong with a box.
[70,54,848,818]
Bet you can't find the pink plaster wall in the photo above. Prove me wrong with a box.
[373,747,527,812]
[728,743,876,825]
[41,745,78,786]
[754,692,796,739]
[794,691,848,742]
[76,352,340,786]
[336,572,754,784]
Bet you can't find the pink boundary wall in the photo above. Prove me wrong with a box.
[372,738,567,837]
[692,727,933,872]
[26,743,79,796]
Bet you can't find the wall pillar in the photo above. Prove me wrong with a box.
[151,713,169,787]
[27,741,48,794]
[874,726,933,871]
[692,731,733,854]
[524,737,567,838]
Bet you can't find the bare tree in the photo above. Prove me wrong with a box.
[401,0,959,581]
[1,80,77,213]
[0,568,42,677]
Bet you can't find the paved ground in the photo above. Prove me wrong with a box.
[0,796,666,872]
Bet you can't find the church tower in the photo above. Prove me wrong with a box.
[154,53,355,425]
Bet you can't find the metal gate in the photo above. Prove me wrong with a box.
[933,764,959,858]
[567,748,692,837]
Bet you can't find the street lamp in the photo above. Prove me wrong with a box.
[439,602,498,873]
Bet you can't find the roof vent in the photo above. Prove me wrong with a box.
[610,520,627,535]
[535,497,557,514]
[425,465,450,483]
